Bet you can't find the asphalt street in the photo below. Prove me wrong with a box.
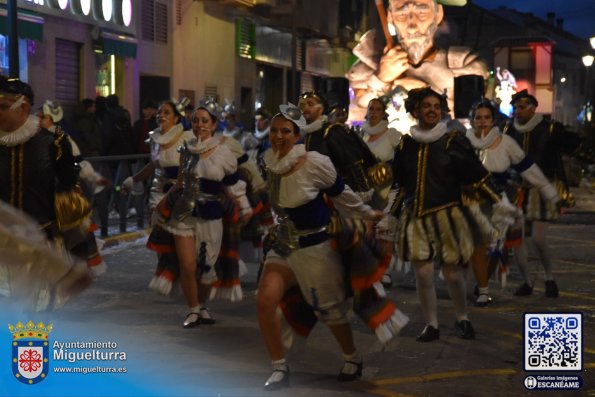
[40,187,595,396]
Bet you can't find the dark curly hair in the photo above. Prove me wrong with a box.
[404,87,445,115]
[469,99,497,121]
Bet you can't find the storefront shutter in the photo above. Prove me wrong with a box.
[55,38,80,102]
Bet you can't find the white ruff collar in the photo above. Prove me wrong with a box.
[264,144,306,175]
[188,136,219,155]
[514,114,543,133]
[466,127,501,150]
[254,126,269,140]
[0,116,40,147]
[410,122,448,143]
[223,127,241,138]
[362,119,388,136]
[301,116,328,134]
[150,123,184,145]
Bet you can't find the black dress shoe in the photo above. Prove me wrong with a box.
[337,360,363,382]
[455,320,475,340]
[182,312,200,328]
[199,307,216,325]
[545,280,559,298]
[416,325,440,342]
[475,293,493,307]
[514,283,533,296]
[381,273,392,289]
[264,367,290,391]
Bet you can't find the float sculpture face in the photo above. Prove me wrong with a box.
[388,0,443,65]
[346,0,488,129]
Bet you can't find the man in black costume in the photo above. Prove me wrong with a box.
[503,90,580,298]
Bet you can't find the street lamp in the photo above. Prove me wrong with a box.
[590,36,595,50]
[582,55,594,122]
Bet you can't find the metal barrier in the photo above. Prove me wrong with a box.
[84,154,151,237]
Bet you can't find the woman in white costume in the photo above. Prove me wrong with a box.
[122,100,194,295]
[257,104,385,390]
[155,100,252,328]
[465,100,558,305]
[361,98,402,288]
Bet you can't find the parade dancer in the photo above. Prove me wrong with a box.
[0,76,91,309]
[361,97,402,287]
[466,100,558,306]
[122,100,195,295]
[150,99,252,328]
[503,91,581,297]
[391,87,515,341]
[257,104,394,390]
[38,100,111,277]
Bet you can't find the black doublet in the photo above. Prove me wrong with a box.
[504,119,580,184]
[303,122,377,192]
[392,132,498,216]
[0,128,78,227]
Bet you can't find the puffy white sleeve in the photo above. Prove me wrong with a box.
[503,135,526,164]
[67,135,104,191]
[307,152,376,220]
[220,146,252,217]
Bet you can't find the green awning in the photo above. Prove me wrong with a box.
[0,7,44,42]
[101,31,137,59]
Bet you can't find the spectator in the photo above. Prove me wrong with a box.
[102,94,133,156]
[132,99,158,154]
[72,98,102,157]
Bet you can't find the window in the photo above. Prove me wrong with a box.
[142,0,168,44]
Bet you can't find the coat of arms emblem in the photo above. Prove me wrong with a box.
[8,321,53,384]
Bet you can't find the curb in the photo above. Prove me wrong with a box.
[102,229,150,248]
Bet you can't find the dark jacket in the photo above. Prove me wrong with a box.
[102,106,134,156]
[132,117,157,154]
[303,122,378,193]
[503,118,580,183]
[393,131,499,217]
[0,127,78,226]
[72,104,102,156]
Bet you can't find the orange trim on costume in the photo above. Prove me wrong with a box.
[351,254,391,290]
[212,279,241,288]
[160,206,171,218]
[87,255,103,267]
[218,249,240,260]
[279,303,312,337]
[146,241,176,253]
[367,301,396,330]
[88,223,98,232]
[504,238,522,248]
[251,202,264,216]
[160,269,177,282]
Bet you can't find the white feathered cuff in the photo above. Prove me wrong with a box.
[491,193,520,235]
[375,213,397,241]
[79,160,106,193]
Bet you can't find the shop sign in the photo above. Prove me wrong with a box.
[22,0,133,27]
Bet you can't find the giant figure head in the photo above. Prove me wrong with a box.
[388,0,444,65]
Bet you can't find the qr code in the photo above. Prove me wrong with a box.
[524,313,582,371]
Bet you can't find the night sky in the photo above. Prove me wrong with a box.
[474,0,595,39]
